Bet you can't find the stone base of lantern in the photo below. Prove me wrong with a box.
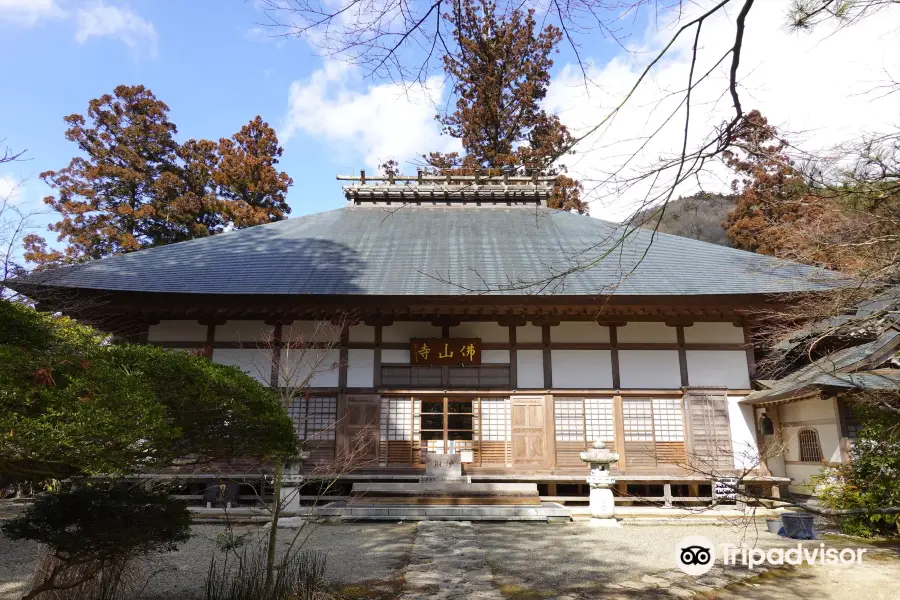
[589,518,621,527]
[587,484,619,527]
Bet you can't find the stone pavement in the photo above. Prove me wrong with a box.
[400,521,504,600]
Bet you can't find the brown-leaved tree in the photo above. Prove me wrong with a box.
[424,0,586,213]
[24,85,292,267]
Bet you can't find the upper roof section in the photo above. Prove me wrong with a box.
[11,202,845,298]
[340,170,555,206]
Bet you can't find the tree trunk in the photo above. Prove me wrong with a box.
[263,462,283,594]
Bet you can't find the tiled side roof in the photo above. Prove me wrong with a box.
[12,205,845,296]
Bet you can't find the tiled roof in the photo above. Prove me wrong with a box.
[12,205,845,297]
[741,329,900,404]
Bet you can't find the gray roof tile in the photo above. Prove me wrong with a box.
[16,205,845,296]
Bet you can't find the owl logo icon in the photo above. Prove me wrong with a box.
[676,536,716,575]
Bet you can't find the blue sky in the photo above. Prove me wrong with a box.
[0,0,631,224]
[1,0,897,253]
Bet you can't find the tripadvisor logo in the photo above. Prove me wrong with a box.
[676,536,868,575]
[676,536,716,576]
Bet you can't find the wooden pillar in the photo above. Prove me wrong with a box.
[610,325,621,389]
[508,324,518,389]
[676,326,689,387]
[743,320,757,380]
[613,395,627,468]
[542,324,552,389]
[338,326,349,389]
[373,324,382,388]
[269,322,284,389]
[204,322,216,359]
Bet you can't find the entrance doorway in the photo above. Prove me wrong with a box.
[419,397,475,455]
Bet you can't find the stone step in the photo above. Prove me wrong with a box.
[314,501,571,522]
[351,482,539,497]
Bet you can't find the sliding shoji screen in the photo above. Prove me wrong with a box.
[479,398,511,466]
[554,397,615,469]
[287,396,337,465]
[622,397,686,468]
[379,397,416,465]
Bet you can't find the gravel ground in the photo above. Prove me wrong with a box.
[0,522,416,600]
[474,522,891,597]
[2,520,897,599]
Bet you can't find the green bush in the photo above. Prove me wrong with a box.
[817,401,900,538]
[2,486,191,600]
[0,300,297,483]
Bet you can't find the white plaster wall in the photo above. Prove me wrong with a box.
[450,322,509,343]
[349,324,375,342]
[782,422,842,463]
[618,350,681,388]
[785,463,827,494]
[617,322,677,343]
[683,322,745,344]
[381,349,410,364]
[779,397,833,423]
[279,349,340,388]
[551,350,613,389]
[147,320,207,342]
[382,322,442,342]
[686,350,751,388]
[347,349,374,387]
[212,349,272,384]
[282,321,341,344]
[216,320,273,342]
[516,325,543,344]
[516,350,544,388]
[550,322,610,343]
[482,350,510,364]
[727,396,760,470]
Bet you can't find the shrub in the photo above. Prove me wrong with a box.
[1,486,191,600]
[0,299,297,484]
[817,401,900,538]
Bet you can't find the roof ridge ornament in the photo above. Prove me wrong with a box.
[338,169,556,206]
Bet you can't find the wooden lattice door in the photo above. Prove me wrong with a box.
[341,395,380,465]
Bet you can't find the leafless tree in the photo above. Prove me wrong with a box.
[0,141,36,300]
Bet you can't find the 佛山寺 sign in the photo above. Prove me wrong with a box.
[410,338,481,366]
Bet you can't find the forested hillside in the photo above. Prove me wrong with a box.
[630,193,736,247]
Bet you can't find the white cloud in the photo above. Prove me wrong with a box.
[0,0,65,26]
[0,174,23,205]
[74,1,157,57]
[281,61,461,169]
[545,1,900,220]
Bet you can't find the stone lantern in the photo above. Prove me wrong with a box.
[580,439,620,527]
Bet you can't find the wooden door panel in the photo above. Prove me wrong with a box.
[511,397,548,467]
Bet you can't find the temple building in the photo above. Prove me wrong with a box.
[13,173,842,507]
